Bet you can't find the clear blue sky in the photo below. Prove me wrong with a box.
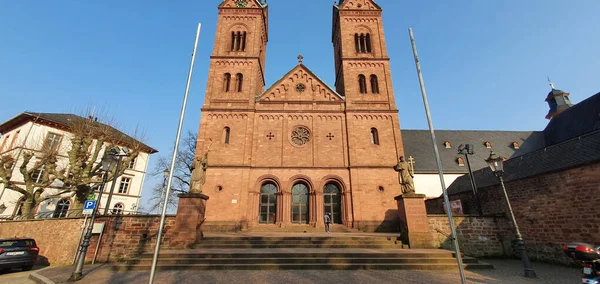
[1,0,599,211]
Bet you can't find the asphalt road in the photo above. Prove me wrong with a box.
[0,265,48,284]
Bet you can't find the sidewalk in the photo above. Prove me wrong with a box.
[27,259,580,284]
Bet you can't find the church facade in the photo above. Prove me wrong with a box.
[193,0,407,232]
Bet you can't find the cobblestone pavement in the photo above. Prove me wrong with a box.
[21,259,581,284]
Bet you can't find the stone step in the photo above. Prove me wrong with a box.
[126,257,480,265]
[114,262,493,271]
[195,244,403,249]
[138,251,456,259]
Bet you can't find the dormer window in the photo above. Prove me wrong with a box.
[512,142,520,149]
[457,157,465,167]
[444,141,451,149]
[484,141,492,149]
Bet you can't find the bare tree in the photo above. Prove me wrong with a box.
[0,148,61,219]
[147,131,196,213]
[0,112,148,218]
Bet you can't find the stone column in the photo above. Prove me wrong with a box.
[280,191,291,226]
[395,193,433,248]
[247,191,259,228]
[171,193,209,248]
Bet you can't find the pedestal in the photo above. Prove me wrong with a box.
[395,193,433,248]
[171,193,209,248]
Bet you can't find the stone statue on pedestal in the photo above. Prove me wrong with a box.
[394,156,415,194]
[190,141,212,194]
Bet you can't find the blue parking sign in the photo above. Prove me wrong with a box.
[84,200,96,210]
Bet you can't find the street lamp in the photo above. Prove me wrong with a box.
[485,151,537,278]
[457,144,483,215]
[103,147,130,215]
[70,147,119,281]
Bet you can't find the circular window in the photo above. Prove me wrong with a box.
[296,83,306,92]
[291,126,310,146]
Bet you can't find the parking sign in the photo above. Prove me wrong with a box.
[83,200,96,215]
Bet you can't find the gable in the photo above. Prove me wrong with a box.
[219,0,265,9]
[257,65,344,103]
[338,0,381,10]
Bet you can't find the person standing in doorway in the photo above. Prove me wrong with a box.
[324,213,331,234]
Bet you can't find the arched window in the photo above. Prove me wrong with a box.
[323,183,342,224]
[291,183,309,224]
[223,73,231,92]
[457,157,465,167]
[358,75,367,94]
[444,141,452,149]
[259,183,278,224]
[53,199,70,218]
[231,31,247,51]
[235,73,243,92]
[370,74,379,94]
[355,33,372,53]
[224,127,231,144]
[370,128,379,145]
[112,203,123,215]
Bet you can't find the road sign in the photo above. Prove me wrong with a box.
[87,194,96,201]
[82,200,96,215]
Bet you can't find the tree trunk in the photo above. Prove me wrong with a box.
[20,197,36,220]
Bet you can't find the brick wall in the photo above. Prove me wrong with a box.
[427,161,600,264]
[428,215,512,258]
[0,215,176,265]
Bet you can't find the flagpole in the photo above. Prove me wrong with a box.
[149,23,201,284]
[408,28,466,284]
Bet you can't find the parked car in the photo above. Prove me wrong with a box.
[0,238,39,271]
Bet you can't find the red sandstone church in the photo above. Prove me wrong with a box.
[194,0,406,232]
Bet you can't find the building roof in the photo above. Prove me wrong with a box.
[544,92,600,145]
[0,112,157,154]
[401,130,546,173]
[446,129,600,195]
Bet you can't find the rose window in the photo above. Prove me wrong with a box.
[291,126,310,146]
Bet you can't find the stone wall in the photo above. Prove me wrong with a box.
[427,161,600,264]
[428,215,512,258]
[0,215,176,265]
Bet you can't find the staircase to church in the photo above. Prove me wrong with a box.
[114,233,493,271]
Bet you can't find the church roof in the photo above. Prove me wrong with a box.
[257,60,344,102]
[219,0,267,9]
[402,130,546,174]
[543,91,600,145]
[446,129,600,195]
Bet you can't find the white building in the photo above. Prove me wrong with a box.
[0,112,157,219]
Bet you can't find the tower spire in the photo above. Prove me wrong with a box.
[547,76,555,90]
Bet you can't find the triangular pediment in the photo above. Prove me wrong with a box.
[219,0,265,9]
[257,64,344,103]
[338,0,381,10]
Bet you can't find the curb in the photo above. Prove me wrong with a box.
[29,271,55,284]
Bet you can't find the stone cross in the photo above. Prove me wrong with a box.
[326,133,335,140]
[297,54,303,64]
[266,132,275,140]
[408,156,415,176]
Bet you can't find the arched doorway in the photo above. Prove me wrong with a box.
[259,182,278,224]
[291,182,309,224]
[323,183,342,224]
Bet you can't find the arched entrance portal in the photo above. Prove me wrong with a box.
[323,183,342,224]
[259,182,278,224]
[291,182,309,224]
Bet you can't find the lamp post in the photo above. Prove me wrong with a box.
[70,147,120,281]
[103,147,130,215]
[485,151,536,278]
[458,144,483,215]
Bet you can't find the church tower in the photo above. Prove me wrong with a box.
[332,0,406,230]
[202,0,268,110]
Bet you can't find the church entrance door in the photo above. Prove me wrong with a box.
[291,183,309,224]
[323,183,342,224]
[259,183,278,224]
